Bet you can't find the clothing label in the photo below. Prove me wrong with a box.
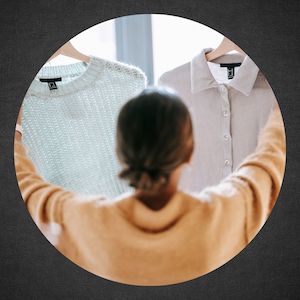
[39,77,62,90]
[220,63,241,80]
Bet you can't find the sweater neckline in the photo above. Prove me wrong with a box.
[116,191,190,232]
[28,56,105,97]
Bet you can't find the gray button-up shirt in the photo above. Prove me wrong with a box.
[158,48,277,192]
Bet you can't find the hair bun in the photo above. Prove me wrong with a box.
[119,165,168,192]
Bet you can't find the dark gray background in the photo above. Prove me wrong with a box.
[0,0,299,299]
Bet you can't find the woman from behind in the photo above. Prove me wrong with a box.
[15,87,285,285]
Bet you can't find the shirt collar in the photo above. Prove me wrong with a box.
[191,48,259,96]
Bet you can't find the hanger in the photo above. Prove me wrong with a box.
[47,41,91,63]
[206,37,246,61]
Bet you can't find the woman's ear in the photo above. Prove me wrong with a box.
[188,152,193,164]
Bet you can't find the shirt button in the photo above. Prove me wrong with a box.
[224,134,229,140]
[223,110,229,117]
[224,160,230,166]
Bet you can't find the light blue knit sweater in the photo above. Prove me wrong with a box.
[22,57,146,197]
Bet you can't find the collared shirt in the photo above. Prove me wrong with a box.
[158,48,277,192]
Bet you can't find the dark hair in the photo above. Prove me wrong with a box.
[116,87,194,193]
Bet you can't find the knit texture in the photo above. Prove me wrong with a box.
[22,57,146,197]
[14,107,286,285]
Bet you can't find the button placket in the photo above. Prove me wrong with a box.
[220,84,233,178]
[224,159,230,166]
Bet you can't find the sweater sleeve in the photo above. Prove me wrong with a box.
[14,140,77,225]
[234,106,286,241]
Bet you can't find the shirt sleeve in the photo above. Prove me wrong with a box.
[14,140,77,225]
[157,73,168,87]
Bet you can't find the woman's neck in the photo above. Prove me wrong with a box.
[134,164,185,211]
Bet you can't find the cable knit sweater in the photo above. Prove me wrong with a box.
[14,107,285,286]
[22,57,146,198]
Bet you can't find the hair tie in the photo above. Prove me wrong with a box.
[129,165,158,173]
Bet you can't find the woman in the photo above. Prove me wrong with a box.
[14,87,285,285]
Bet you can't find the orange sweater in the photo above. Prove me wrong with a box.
[14,107,285,286]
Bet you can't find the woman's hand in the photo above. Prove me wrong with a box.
[17,106,22,126]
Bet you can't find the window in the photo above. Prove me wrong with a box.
[151,15,223,83]
[45,15,224,85]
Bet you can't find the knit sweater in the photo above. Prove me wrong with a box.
[22,57,146,198]
[14,107,285,286]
